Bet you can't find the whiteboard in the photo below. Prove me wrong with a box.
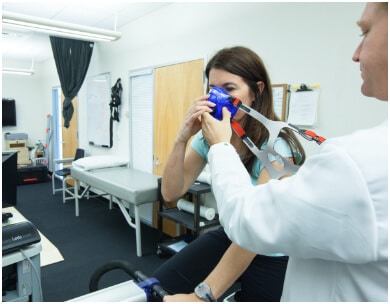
[87,73,111,147]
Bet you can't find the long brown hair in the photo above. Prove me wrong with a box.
[205,46,306,175]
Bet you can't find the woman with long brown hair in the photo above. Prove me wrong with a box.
[153,46,305,302]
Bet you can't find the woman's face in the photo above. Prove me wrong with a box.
[208,68,254,121]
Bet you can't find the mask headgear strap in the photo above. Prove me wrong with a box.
[229,98,325,179]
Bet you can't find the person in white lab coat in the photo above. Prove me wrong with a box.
[201,2,387,301]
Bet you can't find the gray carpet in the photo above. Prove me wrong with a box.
[15,180,168,301]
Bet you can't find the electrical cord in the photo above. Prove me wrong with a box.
[19,248,43,301]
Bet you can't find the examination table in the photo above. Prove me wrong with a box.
[70,166,159,257]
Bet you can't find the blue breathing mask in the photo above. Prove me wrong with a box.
[208,87,239,120]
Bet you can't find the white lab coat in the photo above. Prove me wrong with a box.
[208,120,388,301]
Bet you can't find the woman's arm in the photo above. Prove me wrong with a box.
[162,95,215,202]
[163,244,256,302]
[203,243,256,299]
[162,145,206,202]
[164,159,289,302]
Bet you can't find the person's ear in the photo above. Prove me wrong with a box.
[257,81,265,93]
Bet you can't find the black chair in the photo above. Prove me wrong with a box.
[52,148,85,202]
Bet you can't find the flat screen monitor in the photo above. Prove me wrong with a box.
[2,98,17,127]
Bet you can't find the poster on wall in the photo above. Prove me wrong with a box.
[87,73,111,147]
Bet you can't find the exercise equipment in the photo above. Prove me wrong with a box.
[68,260,168,302]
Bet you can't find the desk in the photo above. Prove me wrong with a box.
[3,207,64,267]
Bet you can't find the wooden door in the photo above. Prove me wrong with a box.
[153,59,204,236]
[61,95,78,186]
[61,95,79,159]
[153,59,204,175]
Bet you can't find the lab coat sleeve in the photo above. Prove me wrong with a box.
[208,141,378,263]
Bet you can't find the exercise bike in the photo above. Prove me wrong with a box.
[68,260,168,302]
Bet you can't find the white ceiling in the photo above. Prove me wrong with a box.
[2,2,170,63]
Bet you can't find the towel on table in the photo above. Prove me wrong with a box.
[73,155,128,171]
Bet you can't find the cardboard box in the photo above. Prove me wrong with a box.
[8,147,30,165]
[6,140,27,150]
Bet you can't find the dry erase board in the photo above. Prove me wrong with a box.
[87,73,111,147]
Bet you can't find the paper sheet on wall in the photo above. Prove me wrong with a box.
[287,89,319,126]
[272,86,285,120]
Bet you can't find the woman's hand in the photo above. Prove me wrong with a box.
[176,95,215,144]
[202,107,232,146]
[163,293,204,302]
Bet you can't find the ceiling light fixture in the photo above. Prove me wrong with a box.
[3,57,35,76]
[2,11,121,42]
[2,67,34,76]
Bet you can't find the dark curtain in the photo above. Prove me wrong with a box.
[50,37,94,128]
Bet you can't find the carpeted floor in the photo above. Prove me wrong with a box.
[15,179,168,301]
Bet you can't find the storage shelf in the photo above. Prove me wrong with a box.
[186,182,213,195]
[157,179,220,257]
[159,208,219,231]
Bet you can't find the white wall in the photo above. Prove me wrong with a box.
[2,2,387,164]
[2,64,46,150]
